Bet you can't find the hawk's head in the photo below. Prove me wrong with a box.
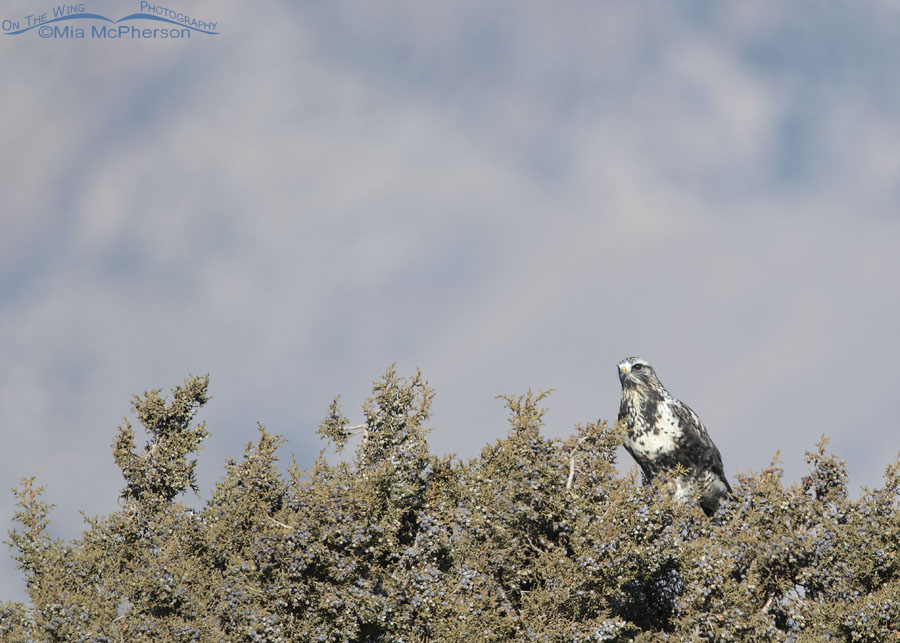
[617,356,664,392]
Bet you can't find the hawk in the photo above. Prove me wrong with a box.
[617,356,731,516]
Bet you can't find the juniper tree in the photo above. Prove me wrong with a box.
[4,368,900,641]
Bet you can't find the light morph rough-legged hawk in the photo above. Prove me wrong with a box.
[617,356,731,516]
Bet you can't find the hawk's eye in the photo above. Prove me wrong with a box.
[633,363,644,371]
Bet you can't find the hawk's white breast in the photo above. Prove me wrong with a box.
[624,397,682,459]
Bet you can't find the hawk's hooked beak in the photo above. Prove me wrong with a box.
[618,363,630,385]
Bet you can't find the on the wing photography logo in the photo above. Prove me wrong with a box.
[2,2,218,39]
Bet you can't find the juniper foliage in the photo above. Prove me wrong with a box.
[4,368,900,641]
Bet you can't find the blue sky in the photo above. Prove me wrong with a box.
[3,1,900,600]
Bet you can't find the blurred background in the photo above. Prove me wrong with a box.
[3,1,900,600]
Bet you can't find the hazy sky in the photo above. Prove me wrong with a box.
[3,1,900,600]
